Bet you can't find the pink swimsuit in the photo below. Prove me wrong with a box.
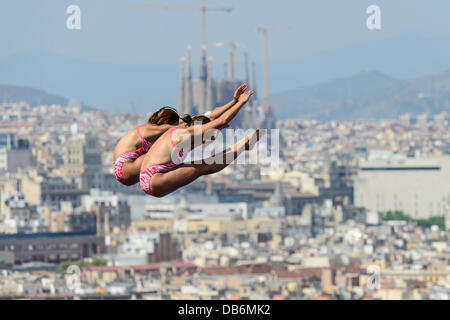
[113,125,153,185]
[139,127,187,196]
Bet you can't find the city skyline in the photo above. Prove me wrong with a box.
[0,0,449,302]
[0,101,449,299]
[2,1,450,112]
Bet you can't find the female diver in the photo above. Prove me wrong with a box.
[113,84,249,186]
[139,88,263,198]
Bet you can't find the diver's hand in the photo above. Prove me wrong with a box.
[238,90,254,104]
[233,84,247,102]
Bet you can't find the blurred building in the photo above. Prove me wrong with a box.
[0,130,32,173]
[68,211,97,233]
[354,157,450,218]
[76,190,131,234]
[64,133,104,190]
[399,113,414,126]
[0,192,47,233]
[1,192,30,221]
[319,161,356,205]
[445,197,450,231]
[177,46,269,129]
[21,172,88,210]
[115,232,181,265]
[147,233,182,263]
[0,231,105,265]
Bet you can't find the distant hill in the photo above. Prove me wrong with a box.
[0,84,93,110]
[0,50,179,113]
[1,33,450,114]
[271,70,450,120]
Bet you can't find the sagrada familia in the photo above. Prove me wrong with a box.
[177,45,276,129]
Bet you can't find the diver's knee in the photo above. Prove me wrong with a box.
[150,188,165,198]
[202,164,224,175]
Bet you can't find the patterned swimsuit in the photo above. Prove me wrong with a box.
[139,127,187,196]
[113,125,153,185]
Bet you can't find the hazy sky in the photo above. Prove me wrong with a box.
[1,0,450,112]
[1,0,450,65]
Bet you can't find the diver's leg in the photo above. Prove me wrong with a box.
[150,130,263,197]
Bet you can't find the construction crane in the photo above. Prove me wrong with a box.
[257,24,292,107]
[130,1,233,48]
[214,41,246,80]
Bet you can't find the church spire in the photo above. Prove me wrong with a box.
[199,45,208,114]
[206,56,216,112]
[243,51,249,85]
[199,44,208,81]
[184,45,194,115]
[178,57,185,115]
[251,61,258,105]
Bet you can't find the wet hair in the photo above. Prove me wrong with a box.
[148,106,180,125]
[181,114,211,127]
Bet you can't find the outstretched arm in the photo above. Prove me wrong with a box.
[170,90,254,148]
[187,90,254,136]
[205,84,247,121]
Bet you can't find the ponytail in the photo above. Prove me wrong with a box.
[181,114,211,127]
[181,114,194,126]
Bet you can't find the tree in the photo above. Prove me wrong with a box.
[382,210,444,229]
[56,258,105,274]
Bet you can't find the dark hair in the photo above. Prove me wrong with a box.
[181,114,211,127]
[148,106,180,125]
